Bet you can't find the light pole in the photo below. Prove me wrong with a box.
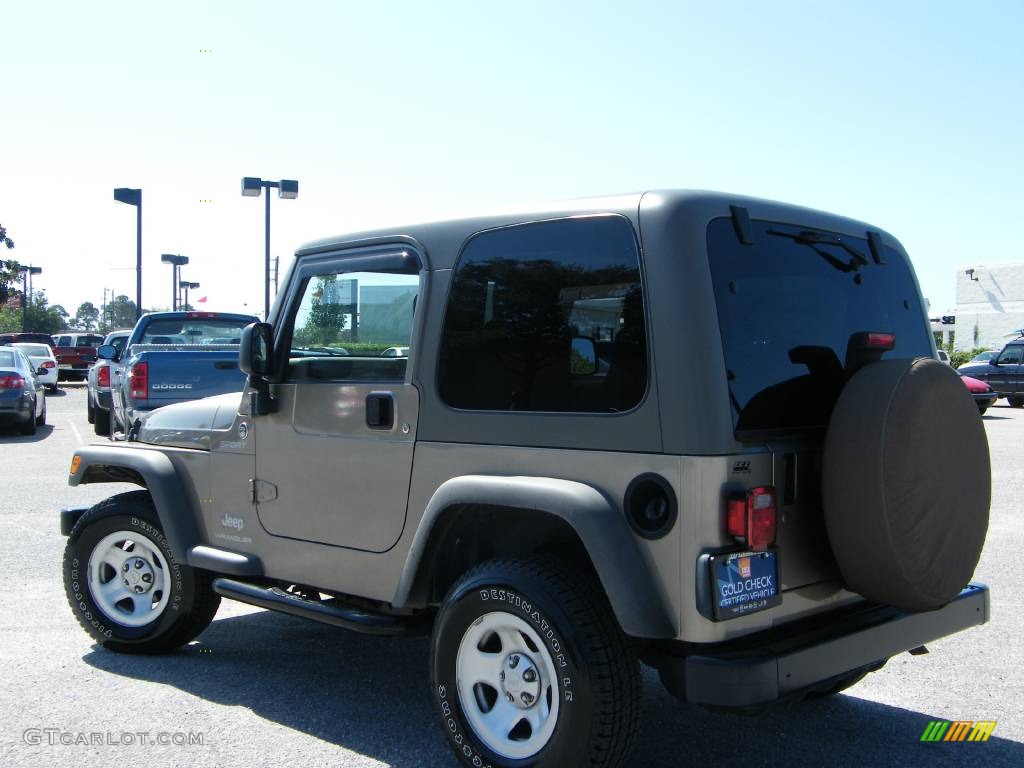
[180,281,199,310]
[160,254,189,310]
[241,177,297,319]
[113,188,142,320]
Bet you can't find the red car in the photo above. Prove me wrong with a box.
[961,372,997,414]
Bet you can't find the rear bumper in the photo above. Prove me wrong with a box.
[971,392,997,408]
[657,583,989,708]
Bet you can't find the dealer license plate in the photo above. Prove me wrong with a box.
[708,550,781,620]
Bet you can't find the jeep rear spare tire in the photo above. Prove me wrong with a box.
[823,357,990,612]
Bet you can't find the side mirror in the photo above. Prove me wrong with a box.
[96,344,117,360]
[36,366,47,376]
[570,337,598,376]
[240,322,274,377]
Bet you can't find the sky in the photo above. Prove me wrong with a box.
[2,0,1021,320]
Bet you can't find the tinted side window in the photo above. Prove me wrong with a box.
[998,346,1023,364]
[438,216,646,412]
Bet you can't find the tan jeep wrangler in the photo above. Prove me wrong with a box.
[62,190,990,767]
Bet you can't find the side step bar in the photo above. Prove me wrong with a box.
[212,578,426,637]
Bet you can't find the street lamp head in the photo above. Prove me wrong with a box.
[18,265,42,275]
[113,188,142,206]
[161,254,189,266]
[241,177,263,197]
[278,179,299,199]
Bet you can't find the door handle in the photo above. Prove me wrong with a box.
[366,392,395,429]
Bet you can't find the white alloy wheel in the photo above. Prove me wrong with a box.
[455,611,560,760]
[87,530,171,628]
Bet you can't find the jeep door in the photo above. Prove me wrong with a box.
[253,248,422,552]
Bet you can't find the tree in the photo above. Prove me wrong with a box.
[0,289,66,334]
[74,301,100,330]
[104,295,138,330]
[0,222,18,305]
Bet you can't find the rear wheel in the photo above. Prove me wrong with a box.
[62,491,220,653]
[431,558,640,768]
[35,396,46,426]
[1008,396,1024,408]
[87,396,95,423]
[93,406,111,436]
[19,405,37,435]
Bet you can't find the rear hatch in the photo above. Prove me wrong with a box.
[707,216,934,591]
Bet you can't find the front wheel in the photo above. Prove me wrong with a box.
[62,491,220,654]
[431,558,640,768]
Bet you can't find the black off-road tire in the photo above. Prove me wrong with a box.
[431,558,640,768]
[62,491,220,654]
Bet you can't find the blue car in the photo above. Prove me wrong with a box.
[957,339,1024,407]
[0,345,47,435]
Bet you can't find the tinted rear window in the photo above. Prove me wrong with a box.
[438,215,647,412]
[708,218,931,436]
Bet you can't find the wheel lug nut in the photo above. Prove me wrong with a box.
[499,671,505,682]
[509,655,519,669]
[522,668,536,683]
[134,559,144,569]
[141,573,152,583]
[505,692,514,703]
[521,692,534,706]
[122,563,130,572]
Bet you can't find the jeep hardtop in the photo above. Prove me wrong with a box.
[61,190,991,768]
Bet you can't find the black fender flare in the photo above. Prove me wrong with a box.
[393,475,676,639]
[68,445,200,563]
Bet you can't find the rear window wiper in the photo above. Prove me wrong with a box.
[767,229,870,273]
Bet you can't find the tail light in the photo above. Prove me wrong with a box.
[129,362,148,400]
[98,366,110,387]
[41,361,56,369]
[0,375,26,389]
[726,486,778,551]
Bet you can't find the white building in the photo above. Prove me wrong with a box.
[951,262,1024,351]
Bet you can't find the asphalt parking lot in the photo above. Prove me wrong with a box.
[0,384,1022,768]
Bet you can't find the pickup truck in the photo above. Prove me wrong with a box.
[957,335,1024,407]
[103,311,257,439]
[52,332,105,381]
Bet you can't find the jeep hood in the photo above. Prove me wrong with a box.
[136,392,243,450]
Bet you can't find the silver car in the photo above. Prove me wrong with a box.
[86,330,130,436]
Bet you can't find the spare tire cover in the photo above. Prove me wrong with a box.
[823,357,990,612]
